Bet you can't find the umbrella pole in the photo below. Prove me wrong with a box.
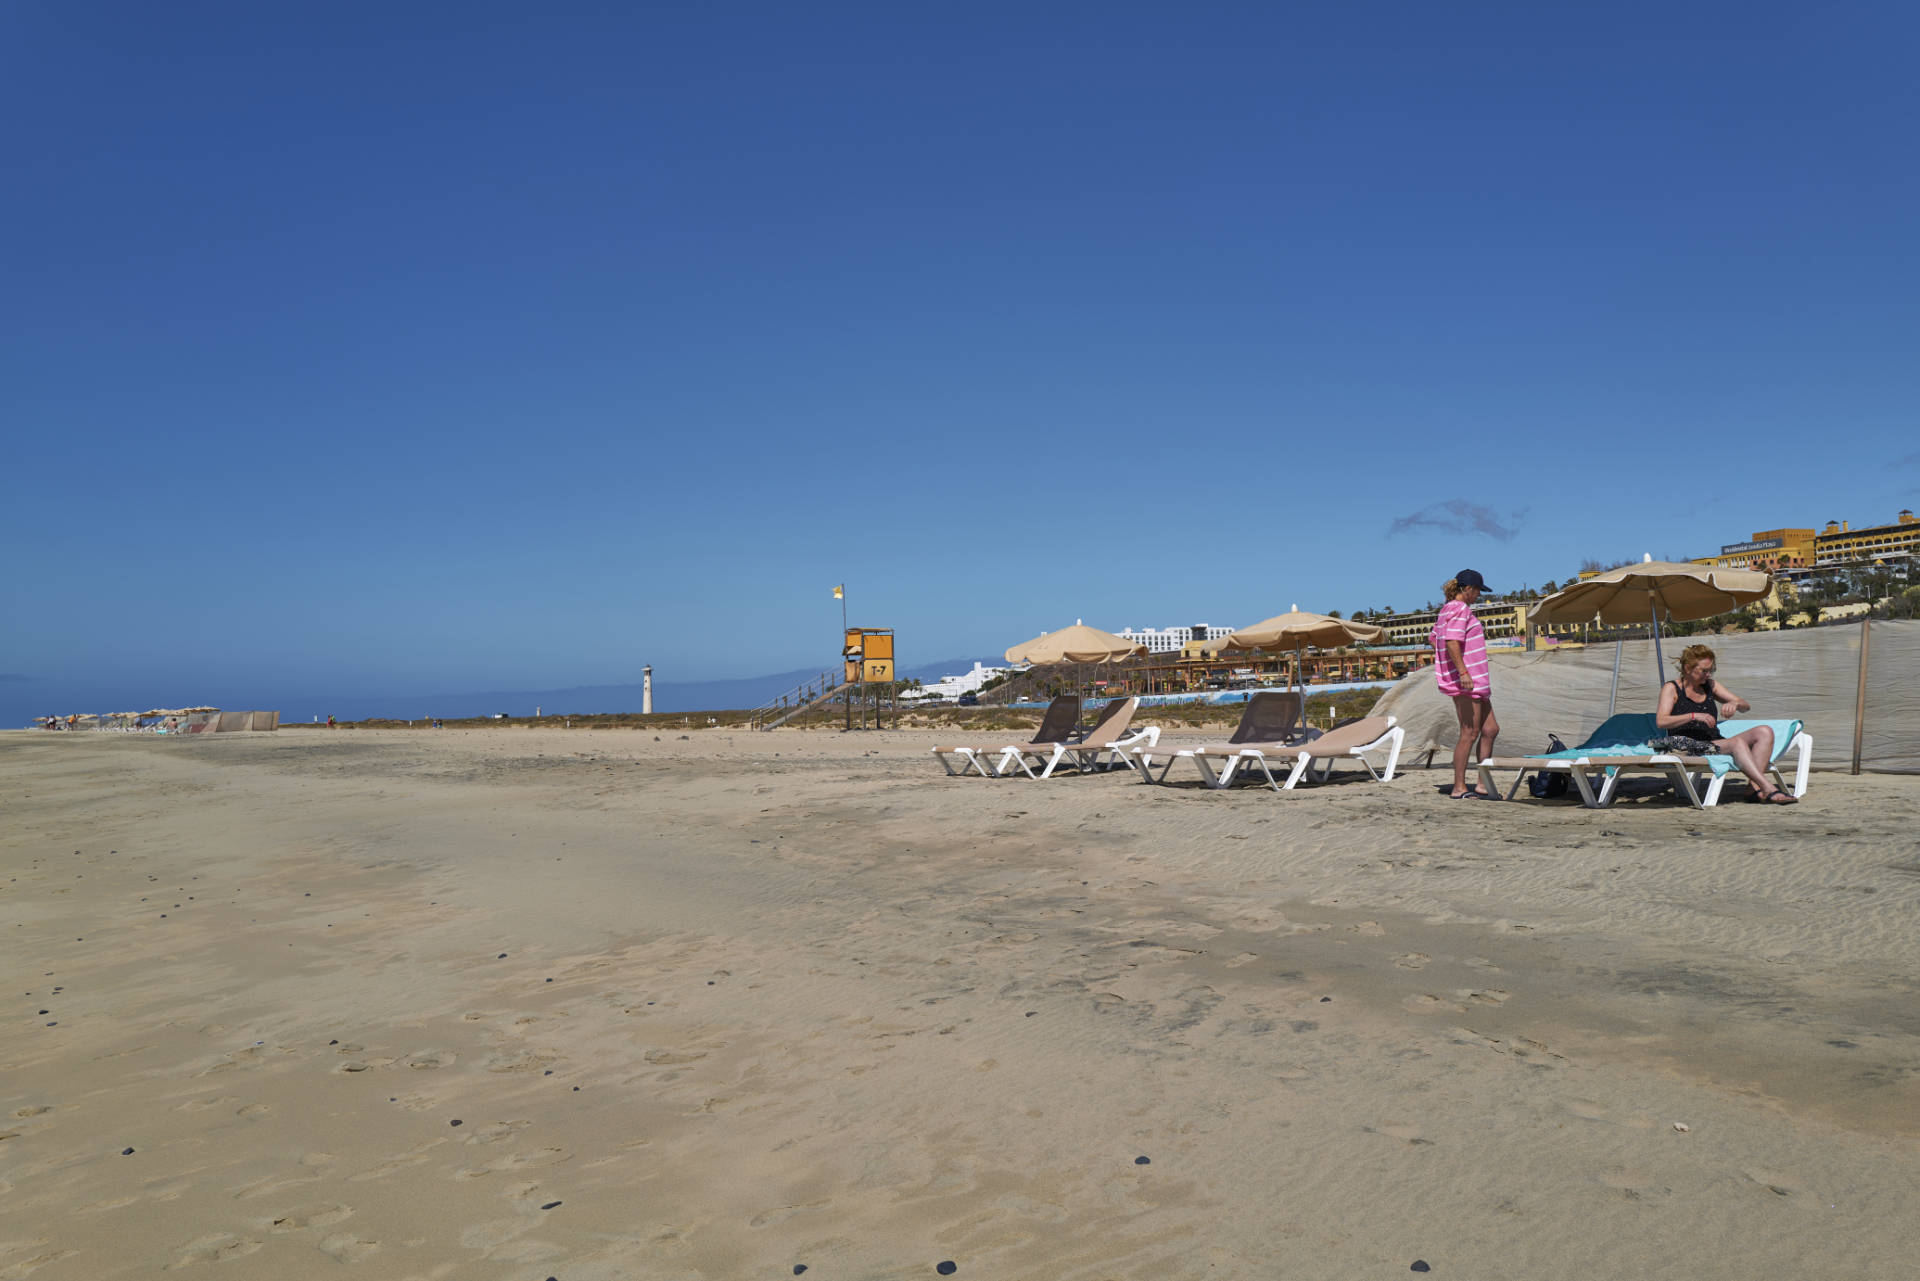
[1650,598,1665,687]
[1608,640,1622,718]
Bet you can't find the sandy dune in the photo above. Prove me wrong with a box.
[2,727,1917,1279]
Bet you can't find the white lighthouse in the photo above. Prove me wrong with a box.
[642,665,653,715]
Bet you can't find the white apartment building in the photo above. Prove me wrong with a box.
[1116,624,1236,655]
[903,661,1016,701]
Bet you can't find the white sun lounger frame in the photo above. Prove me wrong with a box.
[1232,719,1404,791]
[1479,730,1812,809]
[994,725,1162,779]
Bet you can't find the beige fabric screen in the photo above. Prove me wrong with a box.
[249,710,279,731]
[1370,619,1920,774]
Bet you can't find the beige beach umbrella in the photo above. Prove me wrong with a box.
[1528,557,1772,628]
[1005,623,1144,702]
[1224,606,1386,652]
[1529,555,1773,702]
[1004,623,1144,665]
[1222,605,1386,689]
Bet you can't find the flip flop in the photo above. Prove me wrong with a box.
[1747,788,1798,805]
[1451,790,1484,800]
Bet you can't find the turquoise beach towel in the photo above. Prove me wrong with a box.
[1528,716,1803,779]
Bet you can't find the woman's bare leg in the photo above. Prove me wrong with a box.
[1450,696,1478,797]
[1716,726,1778,795]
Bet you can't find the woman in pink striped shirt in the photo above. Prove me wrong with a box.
[1432,569,1500,799]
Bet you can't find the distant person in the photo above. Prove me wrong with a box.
[1656,644,1795,804]
[327,714,336,729]
[1432,569,1499,799]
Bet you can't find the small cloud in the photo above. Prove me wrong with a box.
[1386,500,1526,542]
[0,673,33,683]
[1897,451,1920,467]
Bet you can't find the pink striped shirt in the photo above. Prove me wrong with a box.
[1432,600,1489,698]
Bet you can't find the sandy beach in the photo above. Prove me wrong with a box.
[3,726,1917,1280]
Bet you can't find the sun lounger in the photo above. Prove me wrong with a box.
[932,695,1082,777]
[994,697,1160,779]
[1233,715,1403,790]
[1116,691,1311,787]
[1478,713,1811,808]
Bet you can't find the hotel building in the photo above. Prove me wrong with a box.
[1116,624,1237,655]
[1373,602,1531,648]
[1812,510,1919,570]
[1690,528,1817,574]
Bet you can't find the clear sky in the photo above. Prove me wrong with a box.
[5,2,1917,719]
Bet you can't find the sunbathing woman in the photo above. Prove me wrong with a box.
[1654,644,1796,804]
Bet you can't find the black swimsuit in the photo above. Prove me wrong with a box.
[1667,681,1721,742]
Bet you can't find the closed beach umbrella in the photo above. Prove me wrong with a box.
[1223,606,1386,689]
[1005,623,1144,665]
[1529,555,1773,700]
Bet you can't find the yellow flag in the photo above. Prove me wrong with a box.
[832,584,844,599]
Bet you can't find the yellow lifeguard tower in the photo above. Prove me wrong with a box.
[841,628,897,728]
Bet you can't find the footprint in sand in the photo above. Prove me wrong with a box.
[748,1200,829,1228]
[456,1148,572,1180]
[0,1246,80,1278]
[1565,1099,1609,1121]
[269,1203,354,1232]
[643,1049,707,1066]
[317,1233,379,1263]
[1367,1123,1436,1146]
[235,1103,270,1118]
[1394,953,1430,970]
[1743,1168,1804,1197]
[1404,993,1466,1014]
[1598,1167,1668,1201]
[168,1233,264,1267]
[463,1120,532,1145]
[1464,989,1511,1005]
[347,1145,440,1182]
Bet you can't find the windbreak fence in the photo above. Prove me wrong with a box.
[1371,619,1919,774]
[61,711,280,733]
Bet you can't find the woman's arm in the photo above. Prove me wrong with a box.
[1446,638,1468,680]
[1708,680,1751,716]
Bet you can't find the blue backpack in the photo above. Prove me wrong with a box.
[1528,734,1571,799]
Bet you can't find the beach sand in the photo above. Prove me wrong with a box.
[3,727,1917,1280]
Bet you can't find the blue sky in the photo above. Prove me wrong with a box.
[5,2,1917,720]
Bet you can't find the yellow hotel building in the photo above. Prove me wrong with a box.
[1689,527,1817,573]
[1374,602,1530,648]
[1813,510,1920,567]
